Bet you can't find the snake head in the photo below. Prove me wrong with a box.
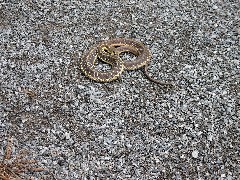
[100,45,118,55]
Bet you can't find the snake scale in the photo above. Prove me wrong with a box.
[80,38,173,86]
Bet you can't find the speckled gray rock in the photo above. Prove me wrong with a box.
[0,0,239,179]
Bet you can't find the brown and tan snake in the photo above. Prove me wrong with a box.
[80,38,173,86]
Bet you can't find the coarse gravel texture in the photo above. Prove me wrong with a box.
[0,0,239,179]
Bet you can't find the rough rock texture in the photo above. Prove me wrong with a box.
[0,0,239,179]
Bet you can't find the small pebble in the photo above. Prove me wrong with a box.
[192,150,199,158]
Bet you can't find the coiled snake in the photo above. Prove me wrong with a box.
[80,38,173,86]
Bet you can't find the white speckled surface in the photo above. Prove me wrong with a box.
[0,0,239,179]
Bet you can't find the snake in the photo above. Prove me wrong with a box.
[80,38,173,86]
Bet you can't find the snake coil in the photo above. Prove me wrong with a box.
[80,38,173,86]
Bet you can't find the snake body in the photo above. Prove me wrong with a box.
[80,38,172,85]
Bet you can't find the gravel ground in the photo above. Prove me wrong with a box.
[0,0,239,179]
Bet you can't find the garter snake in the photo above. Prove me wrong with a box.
[80,38,173,86]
